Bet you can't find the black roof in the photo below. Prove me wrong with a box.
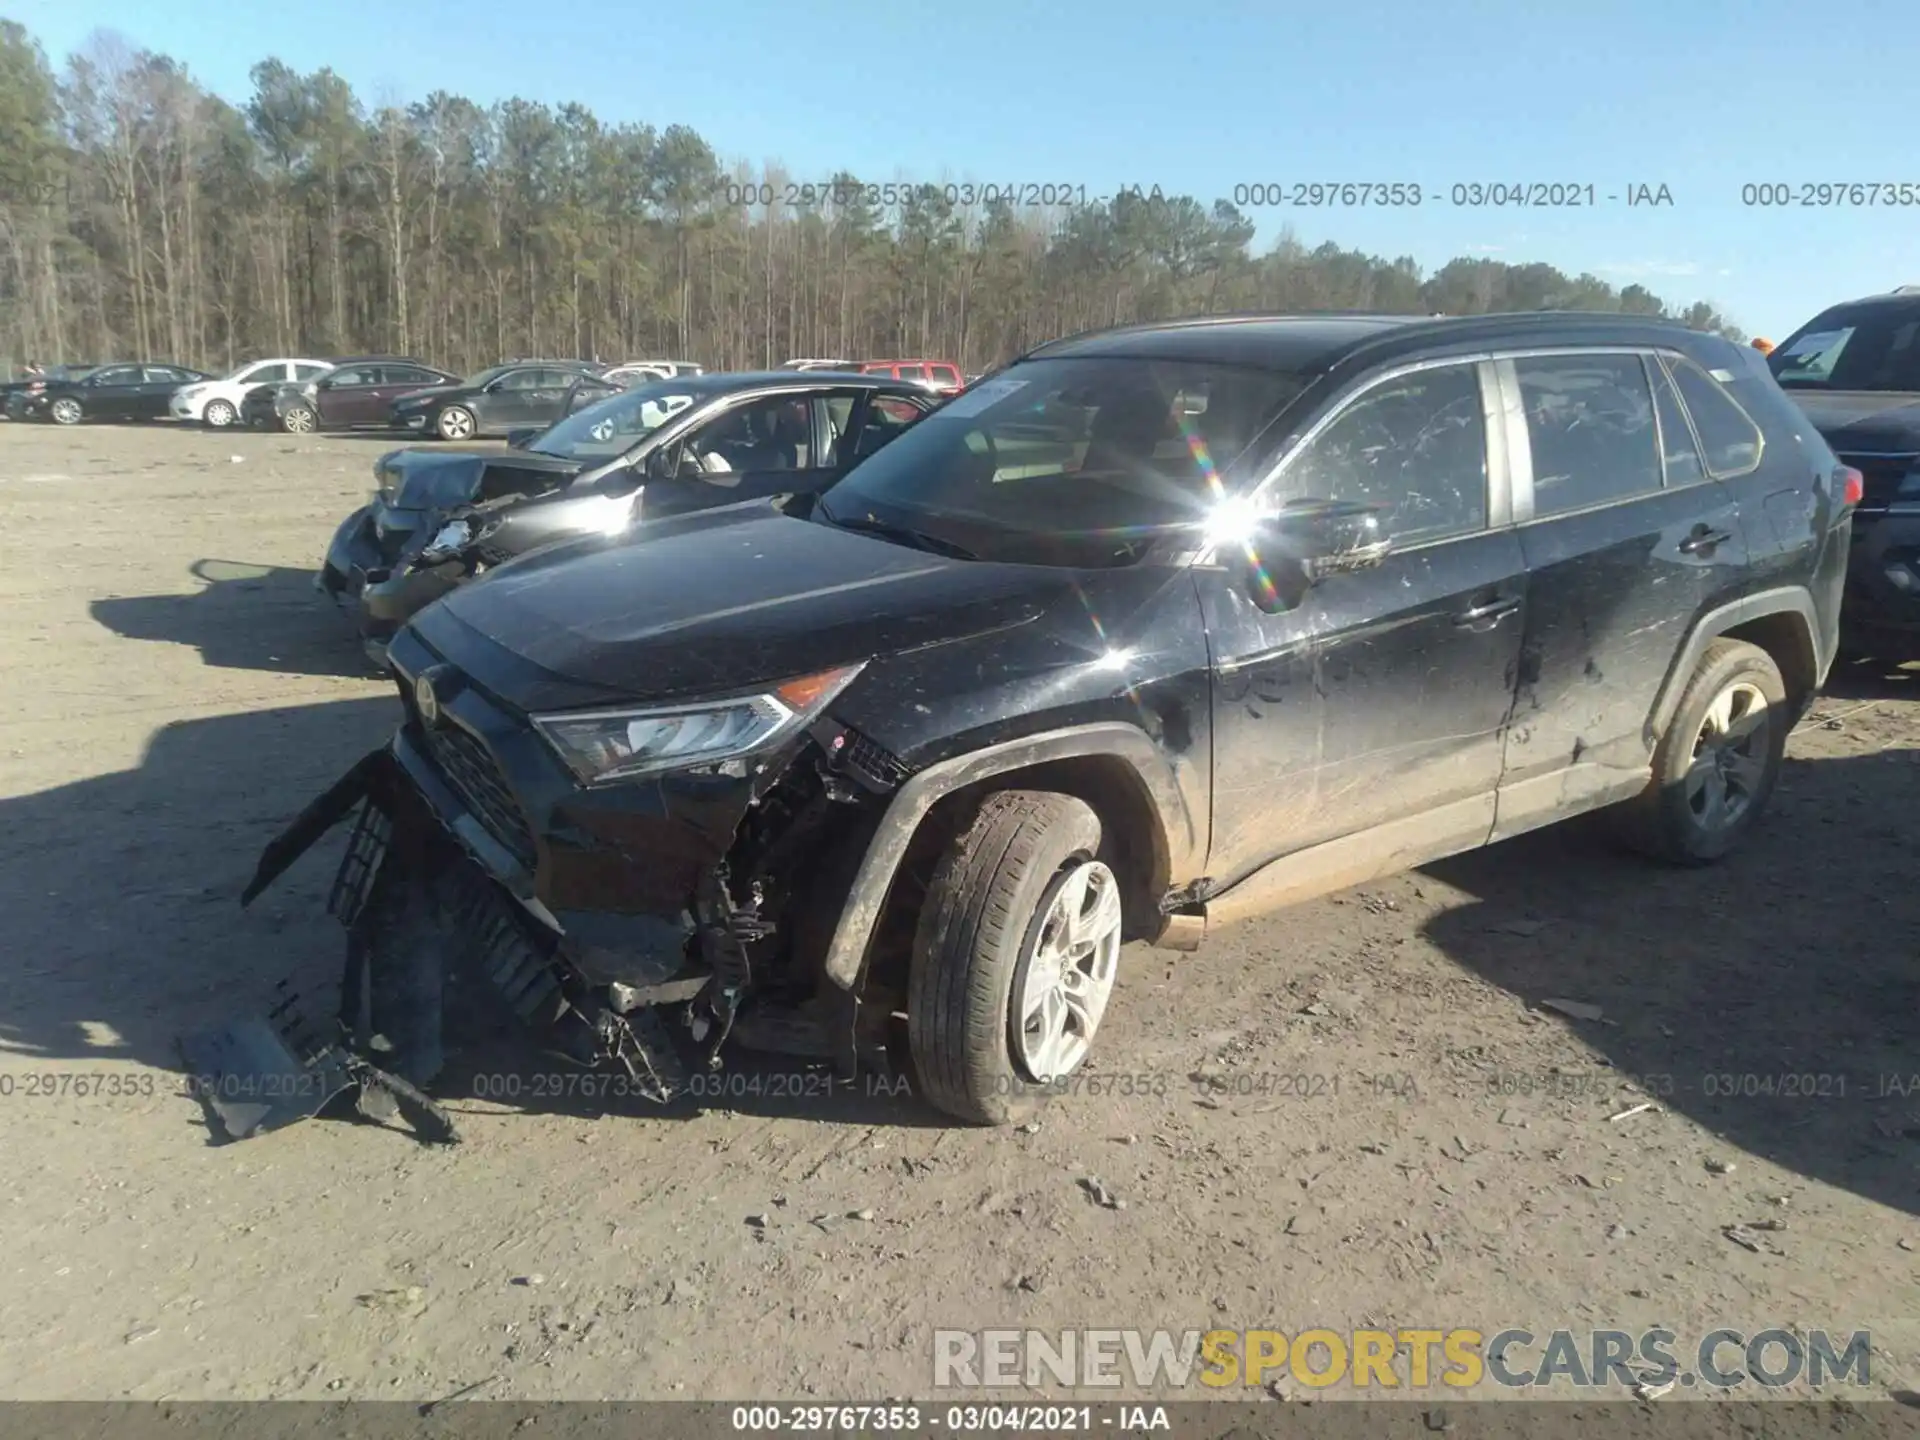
[1025,310,1708,375]
[324,354,447,368]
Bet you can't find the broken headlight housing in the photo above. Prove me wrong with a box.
[416,519,474,565]
[531,663,865,785]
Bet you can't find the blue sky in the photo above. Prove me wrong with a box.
[11,0,1914,338]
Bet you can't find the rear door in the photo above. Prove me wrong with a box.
[317,365,382,426]
[1203,357,1528,886]
[839,391,932,467]
[1491,348,1748,838]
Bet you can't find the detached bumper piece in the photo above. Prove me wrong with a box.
[206,745,690,1144]
[178,982,459,1146]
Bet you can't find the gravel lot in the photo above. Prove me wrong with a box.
[0,420,1916,1405]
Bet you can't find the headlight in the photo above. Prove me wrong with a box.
[531,663,865,785]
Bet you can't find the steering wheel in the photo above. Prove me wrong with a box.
[589,417,616,443]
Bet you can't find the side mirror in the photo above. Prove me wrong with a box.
[1234,500,1392,613]
[505,427,539,449]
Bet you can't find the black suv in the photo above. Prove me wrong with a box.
[240,312,1855,1130]
[1767,286,1920,653]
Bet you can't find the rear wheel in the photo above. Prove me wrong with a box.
[49,397,82,426]
[204,398,236,428]
[437,405,476,441]
[906,791,1123,1125]
[1613,638,1787,864]
[282,403,317,434]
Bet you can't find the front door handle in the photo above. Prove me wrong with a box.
[1677,525,1734,555]
[1452,594,1521,629]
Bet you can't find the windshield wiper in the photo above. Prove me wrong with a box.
[818,504,979,560]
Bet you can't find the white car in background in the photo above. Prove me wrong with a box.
[171,357,335,427]
[601,359,706,387]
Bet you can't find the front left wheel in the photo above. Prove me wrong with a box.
[907,791,1124,1125]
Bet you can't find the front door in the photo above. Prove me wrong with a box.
[83,365,145,418]
[478,369,548,432]
[647,393,836,519]
[1492,350,1748,838]
[1202,358,1528,891]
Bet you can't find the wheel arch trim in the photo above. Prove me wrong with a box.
[821,722,1195,991]
[1646,586,1821,743]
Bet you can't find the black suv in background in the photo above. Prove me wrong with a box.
[238,312,1855,1134]
[1769,286,1920,653]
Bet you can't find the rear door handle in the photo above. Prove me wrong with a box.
[1452,595,1521,629]
[1677,526,1733,555]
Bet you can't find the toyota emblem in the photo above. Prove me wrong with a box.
[414,674,439,726]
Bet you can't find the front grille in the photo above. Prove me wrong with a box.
[420,721,538,868]
[840,728,913,788]
[1836,452,1917,510]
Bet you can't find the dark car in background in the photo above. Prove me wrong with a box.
[1769,285,1920,654]
[318,372,937,652]
[389,361,620,441]
[244,312,1855,1129]
[2,364,97,419]
[20,362,212,424]
[248,357,463,434]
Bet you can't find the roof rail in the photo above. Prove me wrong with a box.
[1891,284,1920,295]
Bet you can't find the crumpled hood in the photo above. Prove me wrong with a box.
[1787,389,1920,454]
[376,447,586,512]
[406,501,1080,712]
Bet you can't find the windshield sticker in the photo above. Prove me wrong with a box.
[938,377,1030,418]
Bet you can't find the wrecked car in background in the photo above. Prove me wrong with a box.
[220,311,1855,1139]
[317,372,940,655]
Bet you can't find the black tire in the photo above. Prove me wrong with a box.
[204,398,236,428]
[282,403,317,434]
[49,397,82,426]
[1612,638,1787,865]
[906,790,1111,1125]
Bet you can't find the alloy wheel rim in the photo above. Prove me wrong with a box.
[1010,859,1123,1082]
[1685,680,1770,832]
[52,400,79,424]
[206,401,234,426]
[285,408,314,433]
[442,409,473,439]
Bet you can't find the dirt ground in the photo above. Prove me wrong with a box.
[0,419,1916,1407]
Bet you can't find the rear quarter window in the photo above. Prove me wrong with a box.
[1665,354,1765,477]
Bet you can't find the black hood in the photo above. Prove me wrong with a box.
[406,501,1080,713]
[1787,389,1920,454]
[376,447,586,511]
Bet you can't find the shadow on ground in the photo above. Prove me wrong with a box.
[89,559,375,678]
[1420,739,1920,1219]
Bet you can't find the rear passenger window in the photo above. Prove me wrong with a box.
[1515,353,1662,518]
[1646,357,1706,487]
[1282,362,1488,545]
[1666,355,1764,477]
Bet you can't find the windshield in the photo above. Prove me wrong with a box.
[1769,307,1920,392]
[528,380,700,460]
[818,356,1305,566]
[458,365,510,390]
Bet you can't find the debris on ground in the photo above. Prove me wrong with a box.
[1722,1223,1786,1255]
[1079,1176,1124,1209]
[1608,1102,1658,1123]
[1705,1157,1736,1175]
[355,1286,428,1317]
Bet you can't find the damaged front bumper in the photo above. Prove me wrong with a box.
[318,503,469,640]
[235,742,703,1118]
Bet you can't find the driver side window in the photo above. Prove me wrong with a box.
[684,397,815,474]
[1277,362,1489,546]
